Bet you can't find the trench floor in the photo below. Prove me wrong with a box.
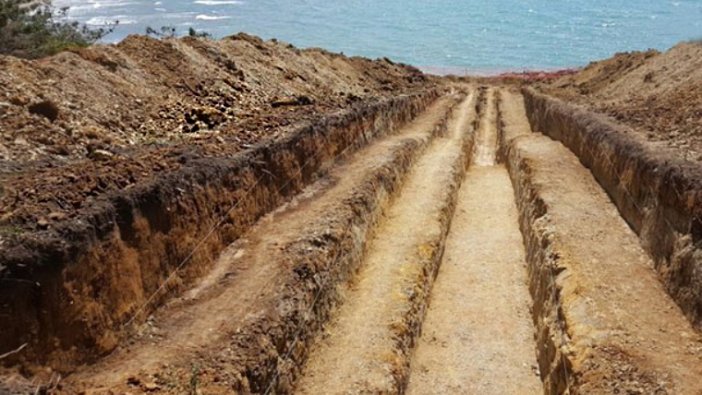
[296,92,476,394]
[406,89,541,394]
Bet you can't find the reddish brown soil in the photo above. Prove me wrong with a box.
[541,42,702,161]
[0,33,430,234]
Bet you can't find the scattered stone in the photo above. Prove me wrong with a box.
[143,382,160,391]
[37,218,49,229]
[9,95,29,106]
[28,100,60,122]
[90,149,114,161]
[48,211,67,221]
[271,95,314,108]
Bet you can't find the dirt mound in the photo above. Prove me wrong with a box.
[541,42,702,161]
[0,33,429,233]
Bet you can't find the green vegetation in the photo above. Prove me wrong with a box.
[188,27,211,38]
[0,0,116,59]
[146,24,176,38]
[145,25,211,39]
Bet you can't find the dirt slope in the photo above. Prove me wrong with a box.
[541,42,702,161]
[0,33,429,233]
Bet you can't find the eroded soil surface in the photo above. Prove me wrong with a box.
[542,42,702,161]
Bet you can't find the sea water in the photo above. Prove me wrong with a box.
[54,0,702,73]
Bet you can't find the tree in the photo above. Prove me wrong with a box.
[0,0,117,59]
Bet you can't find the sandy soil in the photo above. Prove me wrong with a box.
[2,32,702,395]
[502,88,702,393]
[46,95,457,394]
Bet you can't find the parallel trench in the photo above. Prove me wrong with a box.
[5,85,702,394]
[290,86,702,394]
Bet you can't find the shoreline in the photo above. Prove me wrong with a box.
[418,65,579,79]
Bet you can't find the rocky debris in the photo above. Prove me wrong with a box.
[27,99,60,122]
[88,149,114,161]
[271,95,314,108]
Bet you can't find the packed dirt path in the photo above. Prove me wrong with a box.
[295,92,476,394]
[406,89,541,394]
[56,96,457,394]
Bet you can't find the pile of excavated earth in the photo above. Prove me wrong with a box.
[540,42,702,161]
[1,36,701,394]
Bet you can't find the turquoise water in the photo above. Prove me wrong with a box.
[54,0,702,72]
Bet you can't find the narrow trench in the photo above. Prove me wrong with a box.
[295,92,475,394]
[406,88,542,393]
[295,87,544,394]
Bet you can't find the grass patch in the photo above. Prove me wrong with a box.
[0,0,117,59]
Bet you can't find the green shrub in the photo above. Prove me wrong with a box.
[146,25,176,38]
[188,27,211,38]
[0,0,116,59]
[145,25,211,39]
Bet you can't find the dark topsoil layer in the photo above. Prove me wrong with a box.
[0,33,431,240]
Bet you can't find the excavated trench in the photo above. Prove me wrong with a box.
[3,84,702,394]
[0,90,440,372]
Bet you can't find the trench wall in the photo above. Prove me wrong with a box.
[522,87,702,329]
[0,89,439,371]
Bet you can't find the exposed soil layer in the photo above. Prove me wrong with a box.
[523,88,702,330]
[24,95,458,393]
[501,90,702,394]
[0,82,438,375]
[541,42,702,161]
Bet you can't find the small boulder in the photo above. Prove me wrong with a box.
[90,149,114,161]
[28,100,60,122]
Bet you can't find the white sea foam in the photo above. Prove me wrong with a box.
[86,15,135,25]
[56,0,135,11]
[195,14,231,20]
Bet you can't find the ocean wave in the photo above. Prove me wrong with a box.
[56,0,136,11]
[86,15,135,25]
[194,0,243,5]
[195,14,232,20]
